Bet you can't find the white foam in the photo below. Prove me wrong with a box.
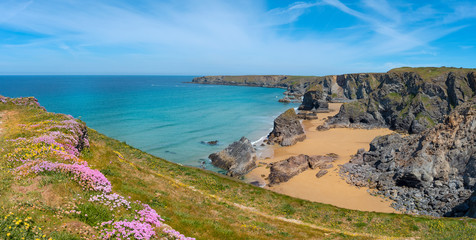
[251,135,267,145]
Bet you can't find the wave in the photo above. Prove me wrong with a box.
[251,133,268,145]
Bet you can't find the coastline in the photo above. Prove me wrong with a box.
[246,103,398,213]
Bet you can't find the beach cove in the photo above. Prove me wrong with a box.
[246,103,398,213]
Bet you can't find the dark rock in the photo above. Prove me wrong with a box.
[325,72,475,133]
[297,111,318,120]
[202,140,218,145]
[316,170,328,178]
[209,137,257,177]
[298,85,330,111]
[268,154,310,185]
[278,98,291,103]
[268,154,337,185]
[267,108,306,146]
[308,155,338,169]
[340,99,476,217]
[321,164,334,170]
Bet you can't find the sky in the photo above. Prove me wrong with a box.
[0,0,475,75]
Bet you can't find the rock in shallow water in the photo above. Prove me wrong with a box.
[208,137,257,178]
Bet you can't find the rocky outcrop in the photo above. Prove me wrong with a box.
[194,69,476,134]
[0,95,46,111]
[209,137,257,177]
[341,99,476,217]
[324,72,476,133]
[298,85,329,112]
[267,109,306,146]
[268,154,337,185]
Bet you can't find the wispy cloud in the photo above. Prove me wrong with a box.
[0,0,475,75]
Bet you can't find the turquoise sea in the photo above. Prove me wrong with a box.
[0,76,297,170]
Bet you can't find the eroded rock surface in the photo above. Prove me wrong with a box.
[267,108,306,146]
[209,137,257,177]
[325,72,475,133]
[341,99,476,217]
[269,154,337,185]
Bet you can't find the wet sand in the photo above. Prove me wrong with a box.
[246,103,397,213]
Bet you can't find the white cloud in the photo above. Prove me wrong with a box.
[0,0,474,75]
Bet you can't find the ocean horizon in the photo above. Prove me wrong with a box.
[0,75,298,171]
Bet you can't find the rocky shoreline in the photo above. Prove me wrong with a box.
[198,67,476,218]
[340,99,476,217]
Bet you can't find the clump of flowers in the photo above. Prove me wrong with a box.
[0,95,45,110]
[15,160,112,193]
[2,97,195,240]
[99,220,157,239]
[89,193,131,210]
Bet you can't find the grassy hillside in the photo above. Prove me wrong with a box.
[0,98,475,239]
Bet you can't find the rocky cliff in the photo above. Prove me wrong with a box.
[341,98,476,217]
[323,71,476,133]
[194,68,476,134]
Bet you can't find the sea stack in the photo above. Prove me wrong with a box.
[298,85,329,112]
[208,137,257,177]
[267,108,306,146]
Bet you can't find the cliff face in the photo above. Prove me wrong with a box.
[192,75,288,88]
[341,99,476,217]
[194,68,476,134]
[323,71,476,133]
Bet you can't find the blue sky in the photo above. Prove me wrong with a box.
[0,0,475,75]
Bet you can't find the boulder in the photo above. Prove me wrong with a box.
[268,154,338,185]
[316,170,328,178]
[268,154,309,185]
[267,108,306,146]
[308,155,337,169]
[208,137,257,177]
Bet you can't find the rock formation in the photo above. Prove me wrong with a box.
[341,99,476,217]
[298,85,329,112]
[268,154,337,185]
[324,71,475,133]
[267,108,306,146]
[194,68,476,134]
[208,137,257,177]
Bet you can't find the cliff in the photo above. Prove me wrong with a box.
[341,98,476,217]
[194,67,476,134]
[1,95,475,239]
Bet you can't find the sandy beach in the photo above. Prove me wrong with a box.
[246,103,397,213]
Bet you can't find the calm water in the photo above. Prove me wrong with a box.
[0,76,297,170]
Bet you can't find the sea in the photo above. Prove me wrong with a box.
[0,76,298,172]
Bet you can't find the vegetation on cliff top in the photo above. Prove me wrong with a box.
[0,97,475,239]
[388,67,476,81]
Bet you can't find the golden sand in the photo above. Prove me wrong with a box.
[246,103,398,213]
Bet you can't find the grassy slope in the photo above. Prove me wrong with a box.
[0,103,475,239]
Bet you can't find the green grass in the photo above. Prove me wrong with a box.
[1,100,475,239]
[389,66,476,81]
